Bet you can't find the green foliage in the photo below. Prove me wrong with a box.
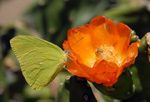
[22,0,109,46]
[56,77,70,102]
[132,36,150,102]
[24,85,52,99]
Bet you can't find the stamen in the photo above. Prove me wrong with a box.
[97,48,103,53]
[95,48,103,59]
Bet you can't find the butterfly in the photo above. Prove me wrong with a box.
[10,36,69,90]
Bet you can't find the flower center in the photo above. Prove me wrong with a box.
[95,48,103,59]
[95,45,119,64]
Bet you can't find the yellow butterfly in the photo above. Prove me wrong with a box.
[10,36,69,90]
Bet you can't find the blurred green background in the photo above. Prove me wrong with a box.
[0,0,150,102]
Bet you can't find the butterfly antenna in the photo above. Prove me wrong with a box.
[64,37,84,54]
[71,37,84,47]
[69,28,85,47]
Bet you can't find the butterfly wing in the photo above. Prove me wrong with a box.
[10,36,68,90]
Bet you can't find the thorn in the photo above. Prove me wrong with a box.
[131,30,135,35]
[83,94,89,102]
[106,86,115,91]
[130,71,133,75]
[77,77,85,81]
[134,35,139,39]
[66,76,71,80]
[146,32,150,62]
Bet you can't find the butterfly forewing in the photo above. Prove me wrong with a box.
[10,36,68,90]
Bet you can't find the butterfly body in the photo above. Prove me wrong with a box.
[10,36,68,90]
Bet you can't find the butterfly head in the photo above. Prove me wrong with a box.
[64,49,70,54]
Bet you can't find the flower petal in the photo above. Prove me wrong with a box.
[116,41,141,78]
[67,25,96,67]
[67,61,94,81]
[93,60,118,74]
[90,16,106,26]
[84,60,118,85]
[90,16,118,48]
[115,22,131,56]
[63,40,69,50]
[122,41,141,68]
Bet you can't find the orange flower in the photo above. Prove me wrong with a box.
[63,16,141,86]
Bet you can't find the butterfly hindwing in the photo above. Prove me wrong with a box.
[10,36,68,90]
